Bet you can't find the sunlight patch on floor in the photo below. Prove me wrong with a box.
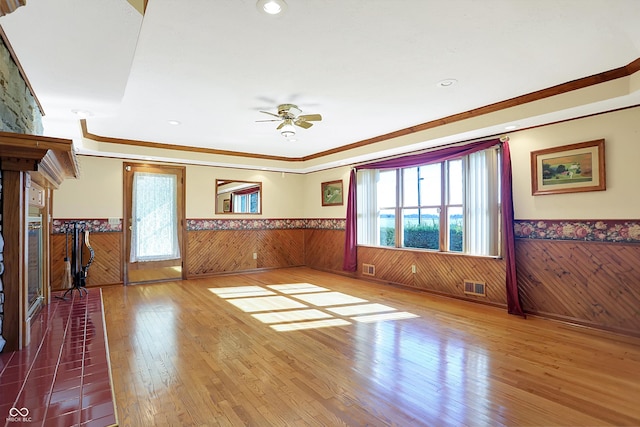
[227,296,306,312]
[272,319,351,331]
[352,312,419,323]
[209,286,275,298]
[252,309,333,324]
[291,291,367,306]
[208,282,418,331]
[327,303,396,316]
[267,283,329,294]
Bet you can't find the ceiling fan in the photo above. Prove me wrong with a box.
[256,103,322,139]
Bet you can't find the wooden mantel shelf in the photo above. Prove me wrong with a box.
[0,131,79,187]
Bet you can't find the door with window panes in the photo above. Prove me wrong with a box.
[123,163,186,284]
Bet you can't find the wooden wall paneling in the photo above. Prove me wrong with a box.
[51,232,123,289]
[186,229,305,277]
[187,230,257,276]
[255,229,304,269]
[357,246,416,286]
[356,246,508,306]
[516,239,640,335]
[85,233,123,286]
[304,229,345,273]
[413,251,507,304]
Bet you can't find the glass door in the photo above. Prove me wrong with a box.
[124,163,186,284]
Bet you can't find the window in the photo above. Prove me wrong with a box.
[357,147,501,256]
[233,190,260,213]
[130,172,181,262]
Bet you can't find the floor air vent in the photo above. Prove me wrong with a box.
[464,280,486,296]
[362,263,375,276]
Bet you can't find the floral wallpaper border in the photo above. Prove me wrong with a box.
[514,219,640,243]
[187,218,345,231]
[52,218,346,233]
[52,219,122,233]
[52,218,639,243]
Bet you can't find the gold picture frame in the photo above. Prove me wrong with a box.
[321,180,343,206]
[531,139,605,196]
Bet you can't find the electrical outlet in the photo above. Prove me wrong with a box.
[411,265,416,274]
[253,253,257,260]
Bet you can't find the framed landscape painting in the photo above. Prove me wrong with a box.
[321,180,343,206]
[531,139,606,196]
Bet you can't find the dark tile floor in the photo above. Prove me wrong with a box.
[0,289,116,426]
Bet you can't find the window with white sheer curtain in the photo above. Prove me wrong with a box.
[357,147,501,256]
[130,172,181,262]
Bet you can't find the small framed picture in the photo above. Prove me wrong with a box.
[321,180,343,206]
[223,199,231,212]
[531,139,606,196]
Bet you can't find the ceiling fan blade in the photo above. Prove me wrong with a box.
[297,113,322,122]
[255,119,282,122]
[259,110,281,118]
[276,122,286,130]
[294,119,313,129]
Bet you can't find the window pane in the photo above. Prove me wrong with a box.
[419,164,441,206]
[130,172,180,262]
[448,206,463,252]
[379,209,395,247]
[402,167,418,206]
[377,170,396,208]
[402,208,439,250]
[448,159,463,205]
[250,192,259,213]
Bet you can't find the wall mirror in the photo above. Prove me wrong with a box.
[215,179,262,214]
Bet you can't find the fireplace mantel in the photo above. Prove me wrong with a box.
[0,131,78,351]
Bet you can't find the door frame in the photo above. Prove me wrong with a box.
[122,162,187,284]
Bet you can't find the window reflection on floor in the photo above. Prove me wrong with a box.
[208,282,418,331]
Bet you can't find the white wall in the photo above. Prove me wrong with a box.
[509,106,640,219]
[302,166,351,219]
[53,156,123,218]
[53,157,307,219]
[186,165,305,218]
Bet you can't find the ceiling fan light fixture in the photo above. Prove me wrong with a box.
[256,0,287,15]
[280,122,296,139]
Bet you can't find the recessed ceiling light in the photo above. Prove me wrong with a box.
[436,79,458,88]
[168,120,181,125]
[256,0,287,15]
[504,125,518,130]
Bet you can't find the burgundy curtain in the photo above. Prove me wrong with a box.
[342,169,358,271]
[501,140,525,316]
[342,138,525,316]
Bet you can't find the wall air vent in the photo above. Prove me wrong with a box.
[464,280,486,297]
[362,263,375,276]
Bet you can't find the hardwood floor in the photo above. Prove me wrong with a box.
[101,267,640,426]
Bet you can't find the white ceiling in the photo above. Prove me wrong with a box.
[1,0,640,169]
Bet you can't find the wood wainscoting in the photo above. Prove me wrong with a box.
[356,246,508,306]
[51,232,123,290]
[303,228,348,275]
[516,238,640,336]
[186,229,305,277]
